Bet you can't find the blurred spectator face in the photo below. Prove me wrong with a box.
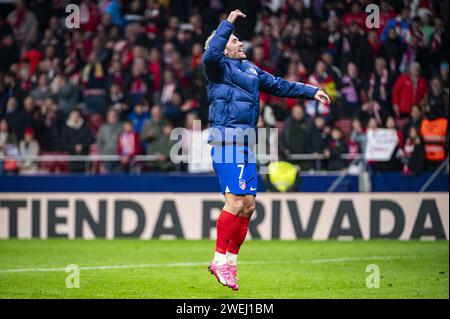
[132,57,146,76]
[3,74,15,87]
[410,105,422,120]
[368,31,378,43]
[6,97,18,113]
[314,116,325,129]
[42,98,56,113]
[352,118,363,132]
[303,18,313,30]
[163,70,175,84]
[102,12,113,26]
[162,123,173,136]
[149,48,160,61]
[123,121,133,132]
[164,42,174,54]
[110,83,122,95]
[349,22,360,34]
[225,34,246,60]
[328,16,339,32]
[24,96,35,112]
[125,23,139,42]
[110,60,122,73]
[134,104,144,115]
[88,52,98,64]
[132,46,147,59]
[262,24,271,36]
[431,78,442,95]
[287,62,297,75]
[351,2,361,13]
[368,118,378,129]
[401,7,411,20]
[0,119,8,132]
[171,92,182,106]
[163,28,176,41]
[69,110,82,125]
[347,63,357,77]
[107,110,119,124]
[38,74,48,87]
[385,116,396,129]
[131,0,141,12]
[253,47,264,62]
[109,25,120,39]
[185,113,198,130]
[45,45,55,59]
[440,63,448,80]
[15,0,25,10]
[380,1,391,12]
[331,128,342,140]
[315,61,326,74]
[292,105,305,121]
[151,105,162,121]
[409,127,419,140]
[49,16,59,31]
[321,53,333,66]
[192,43,202,56]
[388,28,397,39]
[168,16,179,30]
[24,128,35,141]
[412,17,421,30]
[409,63,420,78]
[375,57,387,74]
[435,18,443,29]
[189,14,201,28]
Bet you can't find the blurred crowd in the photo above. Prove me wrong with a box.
[0,0,448,175]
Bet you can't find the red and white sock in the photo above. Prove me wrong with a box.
[214,210,235,265]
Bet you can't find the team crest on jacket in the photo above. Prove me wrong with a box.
[248,67,257,75]
[239,179,246,190]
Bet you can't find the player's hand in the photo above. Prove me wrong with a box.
[227,10,246,24]
[314,90,331,105]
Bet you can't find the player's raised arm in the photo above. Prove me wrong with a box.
[257,68,330,103]
[203,10,246,64]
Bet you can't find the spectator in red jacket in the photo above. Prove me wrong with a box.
[392,62,428,118]
[118,120,141,173]
[342,2,366,30]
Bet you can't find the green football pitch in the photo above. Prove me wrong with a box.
[0,240,448,299]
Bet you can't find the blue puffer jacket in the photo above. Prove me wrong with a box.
[203,20,318,144]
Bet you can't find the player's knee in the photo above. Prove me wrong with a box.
[226,197,245,214]
[244,203,255,216]
[233,200,245,213]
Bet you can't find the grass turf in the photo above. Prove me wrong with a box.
[0,240,448,299]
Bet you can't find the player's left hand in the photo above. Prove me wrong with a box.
[314,90,331,105]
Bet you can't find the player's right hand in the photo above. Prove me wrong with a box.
[227,10,246,24]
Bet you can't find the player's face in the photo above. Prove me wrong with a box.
[225,34,246,60]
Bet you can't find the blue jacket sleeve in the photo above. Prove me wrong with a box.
[258,69,318,99]
[380,19,395,43]
[202,20,234,82]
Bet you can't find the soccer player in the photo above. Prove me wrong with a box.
[203,10,330,291]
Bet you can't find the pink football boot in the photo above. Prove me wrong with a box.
[208,263,239,291]
[229,264,239,281]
